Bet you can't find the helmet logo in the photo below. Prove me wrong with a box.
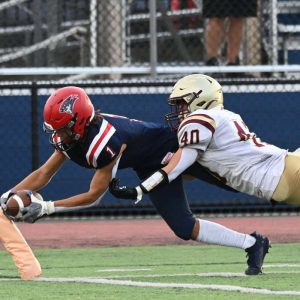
[60,95,78,115]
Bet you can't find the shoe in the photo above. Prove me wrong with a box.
[205,57,224,78]
[225,57,240,78]
[225,57,255,78]
[205,57,219,66]
[245,232,271,275]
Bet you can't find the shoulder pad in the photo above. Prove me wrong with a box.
[177,114,215,148]
[178,113,216,134]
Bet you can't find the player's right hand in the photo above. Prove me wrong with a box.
[21,195,55,223]
[109,178,143,203]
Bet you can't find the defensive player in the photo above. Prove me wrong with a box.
[1,86,267,276]
[110,74,300,205]
[109,73,300,274]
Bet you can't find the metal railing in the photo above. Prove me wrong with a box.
[0,0,300,79]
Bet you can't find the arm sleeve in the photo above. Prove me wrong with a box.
[167,147,198,182]
[138,147,198,193]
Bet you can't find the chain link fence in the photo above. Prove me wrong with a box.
[1,78,300,216]
[0,0,300,79]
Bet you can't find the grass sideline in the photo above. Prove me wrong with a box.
[1,244,300,299]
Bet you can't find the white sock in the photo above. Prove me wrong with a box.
[196,219,256,249]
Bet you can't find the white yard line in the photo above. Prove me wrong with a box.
[1,271,300,296]
[2,263,300,297]
[31,277,300,296]
[96,268,152,272]
[265,264,300,268]
[98,272,247,279]
[93,271,300,279]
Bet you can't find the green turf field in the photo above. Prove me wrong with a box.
[1,243,300,300]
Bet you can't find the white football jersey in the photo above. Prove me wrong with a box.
[177,105,287,200]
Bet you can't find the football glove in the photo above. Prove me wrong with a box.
[109,178,143,203]
[21,194,55,223]
[0,190,12,207]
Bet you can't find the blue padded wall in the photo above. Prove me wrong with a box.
[1,90,300,209]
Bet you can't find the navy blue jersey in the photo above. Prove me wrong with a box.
[61,114,178,173]
[55,113,196,240]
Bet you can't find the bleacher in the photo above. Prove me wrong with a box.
[0,0,300,79]
[0,0,89,67]
[277,0,300,64]
[126,2,204,64]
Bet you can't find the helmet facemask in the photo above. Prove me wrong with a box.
[165,90,202,131]
[43,115,81,152]
[165,74,224,131]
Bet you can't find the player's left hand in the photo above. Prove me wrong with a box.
[0,190,15,218]
[0,190,13,210]
[109,178,143,203]
[21,194,55,223]
[0,196,7,212]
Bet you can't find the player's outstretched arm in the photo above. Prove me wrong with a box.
[0,151,66,218]
[109,178,143,201]
[1,150,66,211]
[109,172,168,203]
[12,151,66,192]
[21,151,123,223]
[109,148,198,202]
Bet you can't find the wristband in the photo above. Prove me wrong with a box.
[45,201,55,215]
[140,169,169,193]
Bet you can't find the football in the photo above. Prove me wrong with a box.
[5,190,32,219]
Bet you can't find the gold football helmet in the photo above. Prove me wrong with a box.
[165,74,223,130]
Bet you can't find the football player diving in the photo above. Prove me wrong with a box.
[1,85,267,276]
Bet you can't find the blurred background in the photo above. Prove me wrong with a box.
[0,0,300,217]
[0,0,299,78]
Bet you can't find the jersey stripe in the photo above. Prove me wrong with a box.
[86,119,116,168]
[178,114,216,133]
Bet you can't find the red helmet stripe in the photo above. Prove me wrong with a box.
[86,120,116,167]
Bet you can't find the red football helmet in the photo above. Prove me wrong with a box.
[43,86,95,151]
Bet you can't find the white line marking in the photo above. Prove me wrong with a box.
[94,271,300,279]
[96,268,152,272]
[32,277,300,296]
[101,272,246,279]
[265,264,300,268]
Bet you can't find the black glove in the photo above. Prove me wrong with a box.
[109,178,141,201]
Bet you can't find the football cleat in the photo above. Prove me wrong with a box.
[245,232,271,275]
